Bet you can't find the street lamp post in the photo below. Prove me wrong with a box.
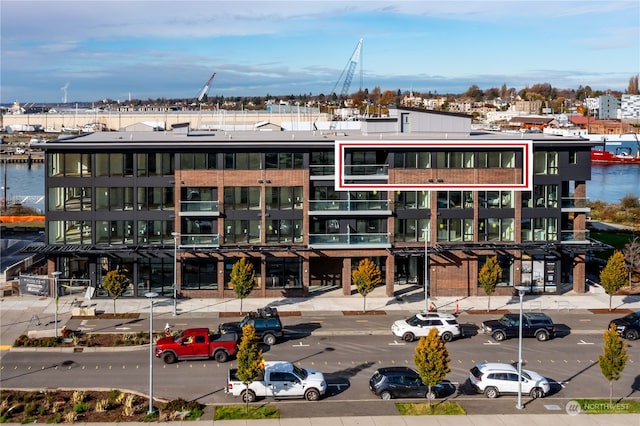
[515,286,526,410]
[171,232,179,316]
[52,271,62,338]
[145,291,159,415]
[423,227,430,313]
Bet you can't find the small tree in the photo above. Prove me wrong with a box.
[414,328,450,408]
[478,256,502,312]
[598,324,629,405]
[230,257,256,313]
[102,270,129,314]
[622,237,640,289]
[352,258,383,312]
[236,323,263,413]
[600,251,628,311]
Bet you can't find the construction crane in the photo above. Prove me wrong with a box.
[197,72,216,102]
[327,39,363,130]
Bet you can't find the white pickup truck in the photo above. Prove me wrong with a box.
[226,361,327,402]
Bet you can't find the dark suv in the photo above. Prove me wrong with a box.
[481,312,556,342]
[369,366,454,400]
[609,312,640,341]
[218,307,283,345]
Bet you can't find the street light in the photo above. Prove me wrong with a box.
[145,291,159,415]
[171,232,179,316]
[423,226,430,313]
[52,271,62,338]
[515,286,526,410]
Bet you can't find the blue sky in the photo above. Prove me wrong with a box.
[1,0,638,104]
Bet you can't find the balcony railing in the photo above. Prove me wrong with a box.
[560,230,590,243]
[178,233,220,247]
[309,165,335,177]
[309,233,390,247]
[179,201,220,215]
[561,197,590,209]
[308,199,390,212]
[343,164,389,178]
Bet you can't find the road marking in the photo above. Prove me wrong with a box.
[483,340,500,345]
[292,342,309,347]
[115,327,131,330]
[578,340,594,345]
[389,340,405,346]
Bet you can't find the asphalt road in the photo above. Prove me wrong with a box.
[2,315,638,414]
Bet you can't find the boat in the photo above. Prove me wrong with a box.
[589,133,640,164]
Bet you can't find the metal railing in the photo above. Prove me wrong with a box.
[308,199,390,211]
[179,233,220,247]
[309,233,389,245]
[179,200,220,213]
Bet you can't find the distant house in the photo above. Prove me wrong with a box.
[508,116,556,131]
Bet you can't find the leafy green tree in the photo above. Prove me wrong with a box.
[102,270,129,314]
[352,258,383,312]
[598,324,629,405]
[414,328,450,408]
[600,251,628,311]
[230,258,256,313]
[235,324,263,412]
[478,256,502,312]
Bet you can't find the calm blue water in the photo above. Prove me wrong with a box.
[2,161,639,208]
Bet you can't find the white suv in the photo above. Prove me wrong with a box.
[469,362,550,399]
[391,312,461,342]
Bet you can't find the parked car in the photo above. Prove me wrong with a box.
[218,306,283,345]
[481,312,556,342]
[154,328,238,364]
[226,361,326,402]
[391,312,461,342]
[369,366,455,400]
[609,311,640,341]
[469,362,550,399]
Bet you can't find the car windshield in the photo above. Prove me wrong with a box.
[406,315,421,326]
[293,364,308,379]
[624,313,640,321]
[521,372,532,380]
[499,316,516,326]
[172,331,184,342]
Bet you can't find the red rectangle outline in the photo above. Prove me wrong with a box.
[336,141,533,191]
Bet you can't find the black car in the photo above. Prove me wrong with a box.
[369,366,454,400]
[218,307,283,345]
[481,312,556,342]
[610,312,640,341]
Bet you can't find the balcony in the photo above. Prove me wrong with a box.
[308,199,391,215]
[178,233,220,248]
[179,200,220,216]
[309,165,335,179]
[560,230,590,243]
[343,164,389,180]
[309,232,390,249]
[561,197,590,213]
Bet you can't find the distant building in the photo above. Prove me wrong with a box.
[598,95,619,120]
[621,94,640,121]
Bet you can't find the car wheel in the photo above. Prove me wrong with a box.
[441,332,453,342]
[304,388,321,401]
[625,329,639,341]
[213,350,228,363]
[529,387,544,399]
[263,334,277,346]
[493,331,506,341]
[425,390,437,400]
[162,352,177,364]
[484,387,499,399]
[536,330,549,342]
[402,332,415,342]
[380,391,392,400]
[241,390,256,403]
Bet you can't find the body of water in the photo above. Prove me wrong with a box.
[1,161,639,209]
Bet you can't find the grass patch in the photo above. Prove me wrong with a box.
[575,399,640,414]
[213,405,280,420]
[396,401,466,415]
[589,232,635,258]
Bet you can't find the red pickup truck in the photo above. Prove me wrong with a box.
[154,328,239,364]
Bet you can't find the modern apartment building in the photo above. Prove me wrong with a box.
[29,107,603,300]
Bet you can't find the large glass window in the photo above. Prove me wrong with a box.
[181,258,217,290]
[436,151,474,168]
[437,218,474,242]
[478,218,515,241]
[394,218,429,242]
[95,220,134,244]
[479,151,516,168]
[224,220,261,243]
[393,152,431,168]
[437,191,473,209]
[266,219,303,243]
[395,191,430,209]
[479,191,513,208]
[48,187,92,211]
[265,257,302,288]
[310,150,334,175]
[137,220,174,244]
[224,152,261,169]
[265,152,304,169]
[534,151,558,175]
[224,187,261,210]
[267,187,303,210]
[180,152,217,170]
[48,220,92,244]
[522,217,558,241]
